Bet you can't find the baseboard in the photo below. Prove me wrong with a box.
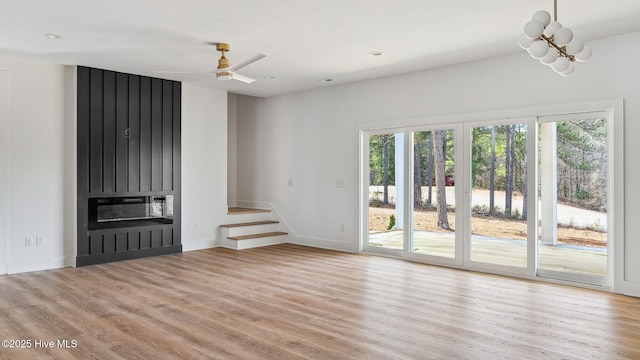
[7,255,75,274]
[287,234,357,253]
[182,237,220,252]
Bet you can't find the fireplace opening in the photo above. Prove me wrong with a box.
[88,195,173,230]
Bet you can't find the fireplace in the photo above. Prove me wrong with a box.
[88,195,173,230]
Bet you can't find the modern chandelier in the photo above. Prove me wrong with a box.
[518,0,592,76]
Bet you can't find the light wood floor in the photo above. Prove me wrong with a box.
[1,244,638,359]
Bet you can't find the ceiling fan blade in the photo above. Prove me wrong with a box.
[154,70,212,74]
[228,53,266,72]
[232,72,256,84]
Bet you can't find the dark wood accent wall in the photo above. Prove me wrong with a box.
[77,66,181,266]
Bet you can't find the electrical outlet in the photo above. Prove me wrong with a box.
[25,236,33,246]
[194,222,200,230]
[340,224,345,232]
[336,179,345,188]
[288,179,294,187]
[36,235,44,246]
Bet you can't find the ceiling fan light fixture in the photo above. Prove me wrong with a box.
[217,72,233,81]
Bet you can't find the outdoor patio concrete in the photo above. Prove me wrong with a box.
[368,230,607,276]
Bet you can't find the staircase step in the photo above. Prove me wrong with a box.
[220,220,279,228]
[228,207,271,215]
[226,231,288,241]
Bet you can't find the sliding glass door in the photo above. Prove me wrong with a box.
[409,128,461,264]
[537,112,610,285]
[364,126,461,261]
[465,120,536,275]
[365,130,405,254]
[361,110,612,287]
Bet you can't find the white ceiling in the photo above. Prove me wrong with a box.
[1,0,640,97]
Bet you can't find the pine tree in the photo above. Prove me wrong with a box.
[433,130,450,229]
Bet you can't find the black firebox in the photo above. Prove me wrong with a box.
[88,195,173,230]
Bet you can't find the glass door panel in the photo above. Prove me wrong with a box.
[469,124,529,268]
[410,129,456,259]
[366,132,404,252]
[537,117,608,283]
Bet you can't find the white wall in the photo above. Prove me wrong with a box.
[181,84,229,251]
[0,56,75,273]
[235,31,640,295]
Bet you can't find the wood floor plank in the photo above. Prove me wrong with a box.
[0,244,639,359]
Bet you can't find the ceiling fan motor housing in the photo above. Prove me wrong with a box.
[217,55,230,70]
[216,42,231,73]
[216,43,230,52]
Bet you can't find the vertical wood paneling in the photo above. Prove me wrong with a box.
[103,233,116,254]
[116,232,128,252]
[77,67,91,256]
[140,230,151,249]
[151,229,162,248]
[151,79,163,191]
[89,235,102,255]
[89,69,104,193]
[172,82,181,245]
[128,76,140,192]
[139,77,152,192]
[102,71,116,193]
[162,80,173,191]
[77,67,181,266]
[162,228,173,247]
[129,231,140,251]
[115,73,129,192]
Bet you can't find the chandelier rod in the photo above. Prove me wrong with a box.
[541,34,575,61]
[554,0,558,21]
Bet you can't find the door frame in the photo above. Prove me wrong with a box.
[0,70,8,275]
[357,98,624,293]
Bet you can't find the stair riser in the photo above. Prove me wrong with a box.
[221,235,287,250]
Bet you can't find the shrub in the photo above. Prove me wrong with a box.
[472,204,489,215]
[387,214,396,230]
[575,189,590,201]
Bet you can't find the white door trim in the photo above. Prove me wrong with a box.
[0,70,8,275]
[356,99,625,294]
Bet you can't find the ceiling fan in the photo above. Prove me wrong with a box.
[156,42,265,84]
[214,43,265,83]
